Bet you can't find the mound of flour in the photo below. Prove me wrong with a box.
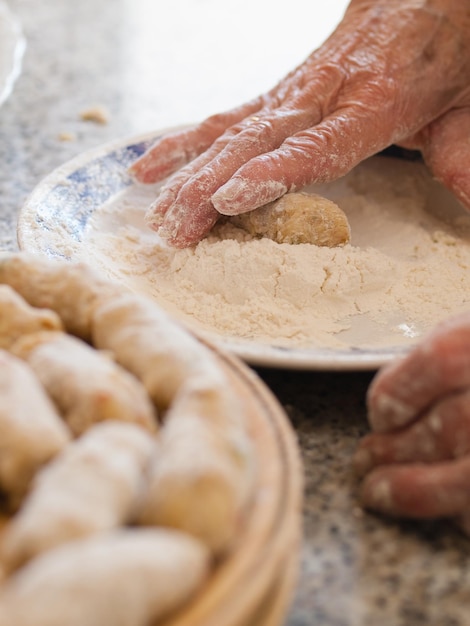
[81,157,470,351]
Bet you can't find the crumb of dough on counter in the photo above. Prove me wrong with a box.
[57,131,76,142]
[79,105,110,125]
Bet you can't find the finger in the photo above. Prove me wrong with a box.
[360,456,470,519]
[422,107,470,210]
[145,115,274,232]
[211,100,395,216]
[144,138,238,232]
[130,96,266,183]
[354,389,470,477]
[155,107,319,247]
[367,313,470,433]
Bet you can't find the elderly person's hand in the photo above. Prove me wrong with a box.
[131,0,470,248]
[354,313,470,534]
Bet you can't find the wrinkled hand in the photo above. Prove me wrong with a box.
[354,313,470,534]
[131,0,470,248]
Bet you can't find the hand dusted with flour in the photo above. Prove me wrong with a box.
[132,0,470,247]
[355,314,470,535]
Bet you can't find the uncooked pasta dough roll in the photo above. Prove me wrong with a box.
[0,351,70,507]
[92,293,254,553]
[91,291,232,410]
[0,529,210,626]
[138,373,254,554]
[1,422,156,571]
[0,285,62,349]
[0,253,119,340]
[11,331,158,436]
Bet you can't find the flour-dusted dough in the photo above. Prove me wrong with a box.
[0,351,70,507]
[0,253,255,556]
[92,291,215,408]
[91,291,233,408]
[91,293,254,554]
[0,285,63,349]
[11,331,158,436]
[229,192,351,246]
[0,529,210,626]
[1,422,156,571]
[0,253,118,340]
[138,372,254,554]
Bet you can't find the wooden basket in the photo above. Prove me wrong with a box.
[160,342,304,626]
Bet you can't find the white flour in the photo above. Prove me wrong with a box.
[77,157,470,351]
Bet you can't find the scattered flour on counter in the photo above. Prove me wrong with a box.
[78,157,470,351]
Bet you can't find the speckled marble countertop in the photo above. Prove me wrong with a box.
[1,1,470,624]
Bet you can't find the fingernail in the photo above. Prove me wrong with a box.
[368,393,415,433]
[156,221,178,243]
[145,202,166,232]
[352,448,374,477]
[145,216,164,232]
[150,208,180,243]
[128,156,151,179]
[364,478,393,513]
[212,178,287,216]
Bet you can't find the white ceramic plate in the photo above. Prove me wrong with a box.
[0,1,24,108]
[17,130,470,371]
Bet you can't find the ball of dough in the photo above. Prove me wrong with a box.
[229,192,351,246]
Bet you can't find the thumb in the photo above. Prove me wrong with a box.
[422,107,470,210]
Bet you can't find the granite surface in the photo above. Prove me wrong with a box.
[1,1,470,624]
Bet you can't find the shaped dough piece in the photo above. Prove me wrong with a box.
[0,529,210,626]
[230,192,351,246]
[0,351,70,507]
[11,331,158,436]
[92,291,236,410]
[0,285,62,349]
[0,253,119,340]
[92,293,254,553]
[1,422,156,571]
[138,373,254,554]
